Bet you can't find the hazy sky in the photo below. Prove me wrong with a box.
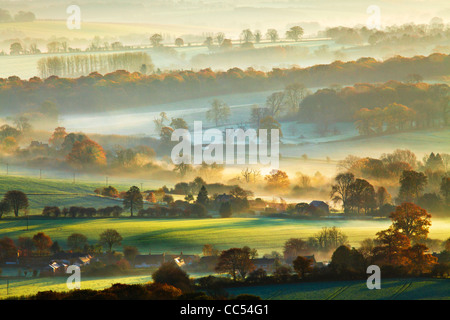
[0,0,448,35]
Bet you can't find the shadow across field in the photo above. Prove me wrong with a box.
[226,278,450,300]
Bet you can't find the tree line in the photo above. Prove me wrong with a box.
[299,81,449,134]
[37,52,154,78]
[1,53,449,115]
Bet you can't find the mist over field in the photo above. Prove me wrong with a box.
[0,0,449,302]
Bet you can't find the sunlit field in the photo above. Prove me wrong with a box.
[0,274,153,298]
[1,217,449,258]
[0,0,449,304]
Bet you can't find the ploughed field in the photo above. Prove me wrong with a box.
[0,276,448,300]
[227,278,450,300]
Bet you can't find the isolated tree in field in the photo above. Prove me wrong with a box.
[123,186,143,217]
[174,38,184,47]
[265,92,286,118]
[311,227,348,252]
[330,172,355,213]
[266,29,279,42]
[215,32,225,45]
[67,233,88,252]
[3,190,28,217]
[398,170,427,202]
[215,248,255,282]
[206,99,230,126]
[0,200,11,219]
[241,29,254,43]
[32,232,53,256]
[286,26,304,41]
[150,34,163,47]
[67,139,107,167]
[99,229,123,253]
[14,115,31,132]
[389,202,431,242]
[10,42,23,55]
[293,256,313,278]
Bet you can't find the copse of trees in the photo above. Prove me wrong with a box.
[2,53,448,115]
[0,9,35,24]
[37,52,154,78]
[300,81,449,134]
[41,205,123,218]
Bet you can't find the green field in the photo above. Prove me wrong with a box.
[0,175,449,256]
[0,274,154,299]
[227,278,450,300]
[0,175,125,214]
[1,276,447,300]
[2,216,450,257]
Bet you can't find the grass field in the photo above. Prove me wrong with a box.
[0,274,154,299]
[227,278,450,300]
[1,276,447,300]
[1,216,449,257]
[0,175,125,214]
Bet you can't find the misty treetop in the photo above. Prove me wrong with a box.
[37,52,154,78]
[1,53,449,115]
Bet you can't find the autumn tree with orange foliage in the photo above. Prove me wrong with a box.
[264,169,290,190]
[372,202,436,275]
[32,232,53,256]
[403,243,437,275]
[67,138,107,167]
[48,126,67,149]
[389,202,431,242]
[373,228,411,266]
